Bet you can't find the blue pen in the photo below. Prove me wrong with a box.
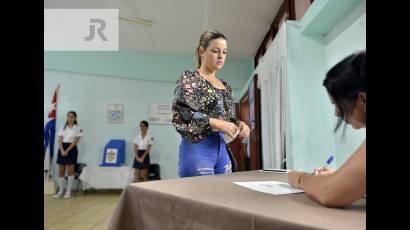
[314,155,333,175]
[325,155,334,168]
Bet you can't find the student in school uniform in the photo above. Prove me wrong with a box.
[132,120,154,182]
[172,30,250,177]
[54,111,83,199]
[288,51,366,208]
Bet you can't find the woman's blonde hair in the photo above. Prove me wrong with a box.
[195,30,227,68]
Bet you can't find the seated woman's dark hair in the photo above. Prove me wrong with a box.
[323,51,366,132]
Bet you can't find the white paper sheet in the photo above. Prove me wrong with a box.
[233,181,304,195]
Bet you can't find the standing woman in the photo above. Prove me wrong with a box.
[132,120,154,182]
[54,111,83,198]
[172,30,250,177]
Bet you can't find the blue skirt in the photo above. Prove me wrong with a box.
[133,150,150,169]
[56,142,78,165]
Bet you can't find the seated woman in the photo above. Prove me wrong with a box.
[288,51,366,208]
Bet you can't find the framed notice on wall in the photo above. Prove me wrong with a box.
[149,104,172,124]
[107,104,124,124]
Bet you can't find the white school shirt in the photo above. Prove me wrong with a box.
[133,133,154,150]
[58,125,83,143]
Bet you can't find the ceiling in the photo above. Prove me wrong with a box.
[44,0,283,59]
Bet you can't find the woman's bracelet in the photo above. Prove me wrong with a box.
[298,173,307,189]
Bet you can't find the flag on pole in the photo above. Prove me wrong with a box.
[44,85,59,173]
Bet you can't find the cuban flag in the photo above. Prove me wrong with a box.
[44,85,59,174]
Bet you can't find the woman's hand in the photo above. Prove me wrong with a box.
[220,121,239,138]
[237,121,250,139]
[210,118,239,138]
[288,171,307,188]
[137,157,144,163]
[313,167,335,176]
[61,150,68,156]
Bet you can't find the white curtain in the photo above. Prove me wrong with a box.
[257,23,288,169]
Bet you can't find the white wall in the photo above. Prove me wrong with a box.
[286,21,335,171]
[44,70,181,179]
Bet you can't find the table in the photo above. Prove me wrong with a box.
[79,166,134,190]
[109,171,365,230]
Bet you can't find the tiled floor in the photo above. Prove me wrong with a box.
[44,191,122,230]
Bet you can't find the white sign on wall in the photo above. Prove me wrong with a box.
[149,104,172,124]
[107,104,124,124]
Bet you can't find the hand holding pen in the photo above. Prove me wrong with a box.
[313,155,335,176]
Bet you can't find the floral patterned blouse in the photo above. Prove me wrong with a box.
[172,70,237,143]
